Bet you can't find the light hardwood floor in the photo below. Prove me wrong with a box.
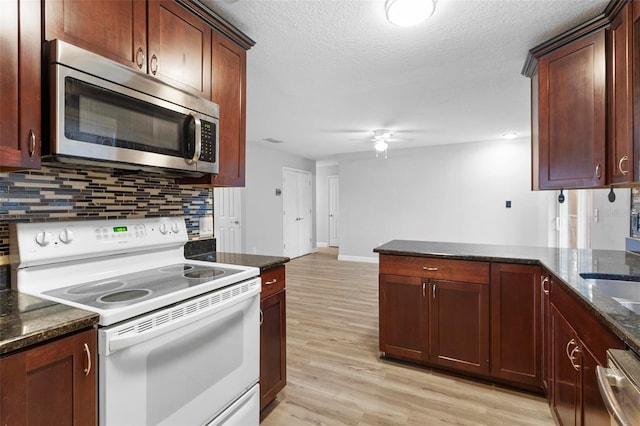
[260,248,555,425]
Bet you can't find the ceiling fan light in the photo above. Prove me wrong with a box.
[374,140,389,152]
[385,0,436,27]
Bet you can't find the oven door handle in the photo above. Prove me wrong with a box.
[104,287,259,354]
[596,365,632,426]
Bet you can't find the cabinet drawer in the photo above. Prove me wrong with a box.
[379,255,489,284]
[261,266,285,299]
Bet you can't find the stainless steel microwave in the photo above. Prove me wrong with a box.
[44,40,219,176]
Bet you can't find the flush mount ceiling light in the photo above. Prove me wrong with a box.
[501,132,518,140]
[385,0,437,27]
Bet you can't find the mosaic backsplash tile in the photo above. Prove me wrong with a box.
[0,165,213,288]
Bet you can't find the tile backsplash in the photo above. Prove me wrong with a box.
[0,165,212,288]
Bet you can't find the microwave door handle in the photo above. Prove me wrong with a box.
[596,366,632,426]
[187,113,201,165]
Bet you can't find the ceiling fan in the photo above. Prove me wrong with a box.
[369,129,412,158]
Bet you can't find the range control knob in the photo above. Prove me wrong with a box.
[35,231,52,247]
[159,223,168,235]
[59,228,74,244]
[171,223,180,234]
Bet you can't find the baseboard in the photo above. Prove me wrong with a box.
[337,255,379,264]
[316,242,329,247]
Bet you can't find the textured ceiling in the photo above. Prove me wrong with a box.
[202,0,611,160]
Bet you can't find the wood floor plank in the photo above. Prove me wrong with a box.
[260,248,554,426]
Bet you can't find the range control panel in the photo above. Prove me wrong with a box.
[10,217,187,267]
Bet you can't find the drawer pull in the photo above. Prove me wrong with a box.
[83,343,91,376]
[619,155,629,175]
[265,279,277,285]
[28,129,36,157]
[422,266,438,271]
[541,276,550,295]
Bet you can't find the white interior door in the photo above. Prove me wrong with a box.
[328,176,339,247]
[283,169,298,258]
[298,172,313,255]
[213,187,243,253]
[282,168,312,258]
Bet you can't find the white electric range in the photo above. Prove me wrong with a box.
[11,216,261,426]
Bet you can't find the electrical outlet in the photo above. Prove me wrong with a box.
[199,216,213,238]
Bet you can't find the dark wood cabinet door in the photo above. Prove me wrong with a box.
[182,29,248,188]
[44,0,147,72]
[260,289,286,410]
[429,279,489,375]
[147,0,212,98]
[580,343,611,426]
[537,29,606,189]
[490,263,542,390]
[541,273,552,396]
[607,2,633,184]
[211,29,247,187]
[0,0,41,171]
[0,328,97,426]
[379,274,427,361]
[551,305,579,426]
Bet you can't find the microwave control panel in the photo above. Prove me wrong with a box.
[200,121,216,163]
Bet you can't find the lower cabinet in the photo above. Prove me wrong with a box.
[550,277,625,426]
[260,265,287,410]
[379,252,629,424]
[490,263,542,391]
[0,328,97,425]
[379,274,427,361]
[430,278,489,375]
[378,255,490,375]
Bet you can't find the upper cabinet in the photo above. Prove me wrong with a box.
[535,29,607,190]
[526,1,634,190]
[147,0,211,98]
[608,2,633,184]
[44,0,211,98]
[44,0,147,72]
[181,28,248,187]
[43,0,254,184]
[0,0,41,171]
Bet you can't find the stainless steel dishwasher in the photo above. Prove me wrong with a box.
[596,349,640,426]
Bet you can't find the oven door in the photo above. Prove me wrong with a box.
[98,278,260,426]
[596,349,640,426]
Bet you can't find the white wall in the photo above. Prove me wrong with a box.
[588,188,630,250]
[243,142,316,256]
[338,138,550,261]
[315,163,339,246]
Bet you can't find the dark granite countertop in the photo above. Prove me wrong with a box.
[374,240,640,355]
[187,251,289,272]
[0,290,98,356]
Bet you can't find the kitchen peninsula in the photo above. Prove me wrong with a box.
[374,239,640,425]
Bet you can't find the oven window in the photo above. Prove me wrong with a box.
[64,77,187,157]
